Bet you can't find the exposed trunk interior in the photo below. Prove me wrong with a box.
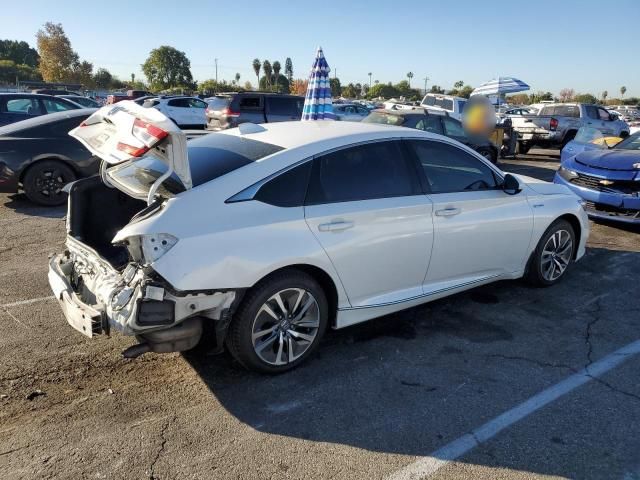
[68,176,147,269]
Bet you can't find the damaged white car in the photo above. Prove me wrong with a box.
[49,101,589,373]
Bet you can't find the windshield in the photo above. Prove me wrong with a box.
[615,131,640,150]
[362,112,406,126]
[207,96,231,110]
[573,127,606,145]
[107,134,284,197]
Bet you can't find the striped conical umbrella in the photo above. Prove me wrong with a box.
[471,77,530,97]
[301,47,335,121]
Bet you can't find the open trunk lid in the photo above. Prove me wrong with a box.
[69,101,191,191]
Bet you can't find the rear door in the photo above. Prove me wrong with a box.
[265,96,300,122]
[188,98,207,126]
[304,140,433,307]
[165,98,190,125]
[407,139,533,291]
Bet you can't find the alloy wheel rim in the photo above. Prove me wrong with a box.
[541,229,573,281]
[251,288,320,366]
[35,169,66,198]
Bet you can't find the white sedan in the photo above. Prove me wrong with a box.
[48,101,589,373]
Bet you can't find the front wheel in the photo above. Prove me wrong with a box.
[526,219,576,287]
[517,141,531,155]
[226,270,328,373]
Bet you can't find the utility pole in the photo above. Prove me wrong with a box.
[215,58,218,84]
[423,76,429,94]
[368,72,372,89]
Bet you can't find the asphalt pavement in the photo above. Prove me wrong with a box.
[1,149,639,480]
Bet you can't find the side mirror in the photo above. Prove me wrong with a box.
[503,173,522,195]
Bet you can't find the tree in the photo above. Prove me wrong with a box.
[558,88,575,103]
[69,60,94,87]
[0,40,39,67]
[574,93,598,104]
[458,85,474,98]
[329,77,341,97]
[142,46,194,90]
[235,72,241,84]
[602,90,608,103]
[406,72,414,88]
[252,58,261,87]
[0,60,42,83]
[259,73,289,93]
[272,61,281,83]
[341,83,359,98]
[199,78,235,95]
[529,91,553,103]
[454,80,464,90]
[243,81,253,90]
[620,86,627,99]
[507,93,530,105]
[429,85,445,94]
[262,60,272,90]
[284,57,293,85]
[290,79,308,96]
[36,22,79,82]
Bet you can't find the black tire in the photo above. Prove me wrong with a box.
[23,160,76,206]
[477,147,497,164]
[517,141,531,155]
[620,131,629,139]
[525,219,576,287]
[226,270,328,374]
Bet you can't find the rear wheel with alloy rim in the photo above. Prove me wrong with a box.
[526,219,575,286]
[226,270,328,373]
[23,160,76,206]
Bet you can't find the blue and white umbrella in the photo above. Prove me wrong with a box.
[471,77,530,97]
[301,47,335,121]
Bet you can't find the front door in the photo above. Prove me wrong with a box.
[304,140,434,307]
[406,139,533,292]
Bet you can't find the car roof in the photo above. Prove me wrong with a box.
[0,108,96,135]
[1,92,71,99]
[218,120,439,153]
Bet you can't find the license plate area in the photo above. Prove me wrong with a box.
[59,291,106,337]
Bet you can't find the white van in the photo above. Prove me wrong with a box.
[420,93,467,120]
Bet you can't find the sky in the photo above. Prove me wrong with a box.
[3,0,639,97]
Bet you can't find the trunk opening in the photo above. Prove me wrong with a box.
[68,176,147,269]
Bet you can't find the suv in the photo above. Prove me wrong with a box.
[144,96,208,129]
[206,93,304,130]
[363,108,499,163]
[0,93,81,127]
[420,93,467,120]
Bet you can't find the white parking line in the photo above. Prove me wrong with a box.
[1,296,54,308]
[386,339,640,480]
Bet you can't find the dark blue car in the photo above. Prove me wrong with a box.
[554,130,640,223]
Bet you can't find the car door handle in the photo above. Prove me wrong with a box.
[435,207,461,217]
[318,221,354,232]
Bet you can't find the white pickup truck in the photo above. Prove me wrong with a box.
[510,103,629,153]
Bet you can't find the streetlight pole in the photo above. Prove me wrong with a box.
[423,76,429,95]
[368,72,372,89]
[215,58,218,84]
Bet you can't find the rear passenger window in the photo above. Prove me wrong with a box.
[6,98,40,114]
[415,116,443,134]
[168,98,189,107]
[409,140,498,194]
[267,97,296,115]
[255,162,312,207]
[585,106,599,120]
[239,96,262,109]
[306,141,419,204]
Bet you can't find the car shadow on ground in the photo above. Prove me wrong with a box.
[1,193,66,218]
[183,246,640,478]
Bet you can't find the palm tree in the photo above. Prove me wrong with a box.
[407,72,414,88]
[620,86,627,99]
[602,90,608,103]
[368,72,372,88]
[235,73,241,84]
[252,59,261,90]
[284,57,293,84]
[272,61,281,92]
[262,60,273,91]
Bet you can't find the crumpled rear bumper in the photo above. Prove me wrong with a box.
[48,240,238,342]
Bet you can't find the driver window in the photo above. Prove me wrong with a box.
[409,140,499,194]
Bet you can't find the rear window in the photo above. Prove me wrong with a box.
[238,96,262,109]
[540,105,580,117]
[362,112,407,126]
[207,96,231,110]
[107,134,284,197]
[421,96,454,111]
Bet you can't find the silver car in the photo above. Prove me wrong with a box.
[333,103,370,122]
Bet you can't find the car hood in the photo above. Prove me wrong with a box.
[574,149,640,172]
[512,173,573,196]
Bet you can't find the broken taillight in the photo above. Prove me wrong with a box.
[132,118,169,146]
[117,142,148,157]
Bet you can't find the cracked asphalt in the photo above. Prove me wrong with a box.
[1,149,639,480]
